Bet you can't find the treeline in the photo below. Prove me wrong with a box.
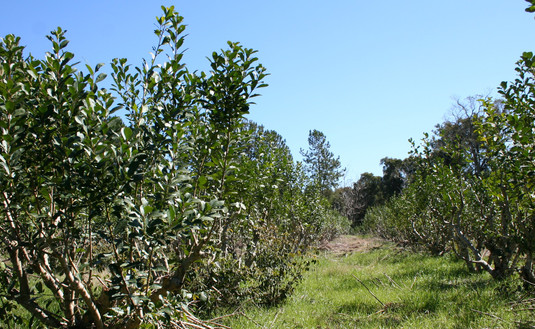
[0,7,349,328]
[353,55,535,285]
[333,156,416,227]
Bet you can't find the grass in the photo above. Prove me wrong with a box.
[220,239,535,329]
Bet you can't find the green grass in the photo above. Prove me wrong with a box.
[221,240,535,329]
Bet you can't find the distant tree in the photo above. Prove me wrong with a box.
[379,156,418,199]
[300,129,345,196]
[352,172,383,226]
[341,157,417,227]
[331,186,353,216]
[430,96,491,176]
[380,157,405,199]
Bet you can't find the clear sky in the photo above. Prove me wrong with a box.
[2,1,535,183]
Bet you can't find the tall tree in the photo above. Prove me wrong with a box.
[300,129,345,195]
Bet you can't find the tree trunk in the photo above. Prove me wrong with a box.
[521,252,535,286]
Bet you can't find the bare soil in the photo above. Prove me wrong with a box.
[320,235,385,255]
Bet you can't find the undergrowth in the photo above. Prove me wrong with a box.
[221,238,535,329]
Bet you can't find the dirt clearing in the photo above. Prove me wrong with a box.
[320,235,385,255]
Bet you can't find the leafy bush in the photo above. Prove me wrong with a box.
[0,6,346,328]
[364,55,535,283]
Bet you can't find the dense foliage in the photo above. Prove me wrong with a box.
[0,7,349,328]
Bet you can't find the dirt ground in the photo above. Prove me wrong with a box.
[320,235,385,255]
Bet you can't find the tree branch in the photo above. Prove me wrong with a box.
[58,254,104,329]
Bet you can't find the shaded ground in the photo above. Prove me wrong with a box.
[320,235,385,255]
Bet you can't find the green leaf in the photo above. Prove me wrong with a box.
[198,175,207,188]
[121,127,133,141]
[95,73,107,83]
[59,39,69,49]
[143,205,153,215]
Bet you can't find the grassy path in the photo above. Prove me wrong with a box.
[222,236,534,329]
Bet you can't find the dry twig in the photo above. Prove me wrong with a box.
[470,308,505,322]
[352,274,385,307]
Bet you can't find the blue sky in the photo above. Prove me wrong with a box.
[2,1,534,183]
